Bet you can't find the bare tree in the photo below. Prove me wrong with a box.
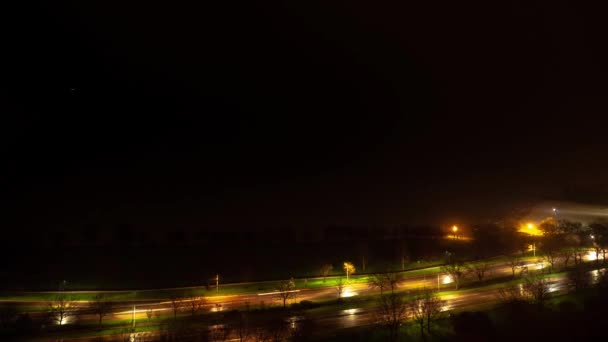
[169,295,184,319]
[573,247,586,266]
[590,222,608,264]
[441,261,469,290]
[561,248,573,268]
[335,277,346,299]
[254,318,288,342]
[497,285,525,303]
[186,296,206,316]
[48,295,74,325]
[89,294,114,327]
[508,256,524,278]
[268,318,289,342]
[369,272,403,294]
[541,236,562,272]
[369,273,390,295]
[422,290,445,334]
[469,262,490,282]
[209,324,232,342]
[319,264,333,283]
[408,290,445,337]
[375,292,407,341]
[253,327,272,342]
[223,310,250,342]
[568,267,591,292]
[542,251,558,273]
[275,279,296,308]
[385,272,403,293]
[522,277,550,306]
[408,295,426,338]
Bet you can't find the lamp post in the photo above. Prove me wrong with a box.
[216,274,219,295]
[437,274,440,291]
[343,262,355,281]
[452,225,458,239]
[132,291,136,328]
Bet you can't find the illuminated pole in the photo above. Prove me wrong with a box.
[216,274,219,295]
[533,242,536,257]
[437,274,440,291]
[132,305,135,328]
[452,225,458,239]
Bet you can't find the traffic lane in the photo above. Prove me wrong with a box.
[37,272,580,341]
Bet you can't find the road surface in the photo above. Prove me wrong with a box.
[11,256,603,341]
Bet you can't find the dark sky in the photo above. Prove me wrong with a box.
[4,1,608,230]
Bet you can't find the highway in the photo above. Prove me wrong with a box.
[10,255,603,341]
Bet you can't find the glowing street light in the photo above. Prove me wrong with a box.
[519,222,542,237]
[343,262,356,281]
[216,274,219,295]
[452,225,458,239]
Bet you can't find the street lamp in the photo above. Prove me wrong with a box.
[525,225,536,257]
[452,225,458,239]
[132,291,137,328]
[343,262,355,281]
[216,274,219,295]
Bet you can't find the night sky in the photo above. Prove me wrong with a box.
[4,1,608,231]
